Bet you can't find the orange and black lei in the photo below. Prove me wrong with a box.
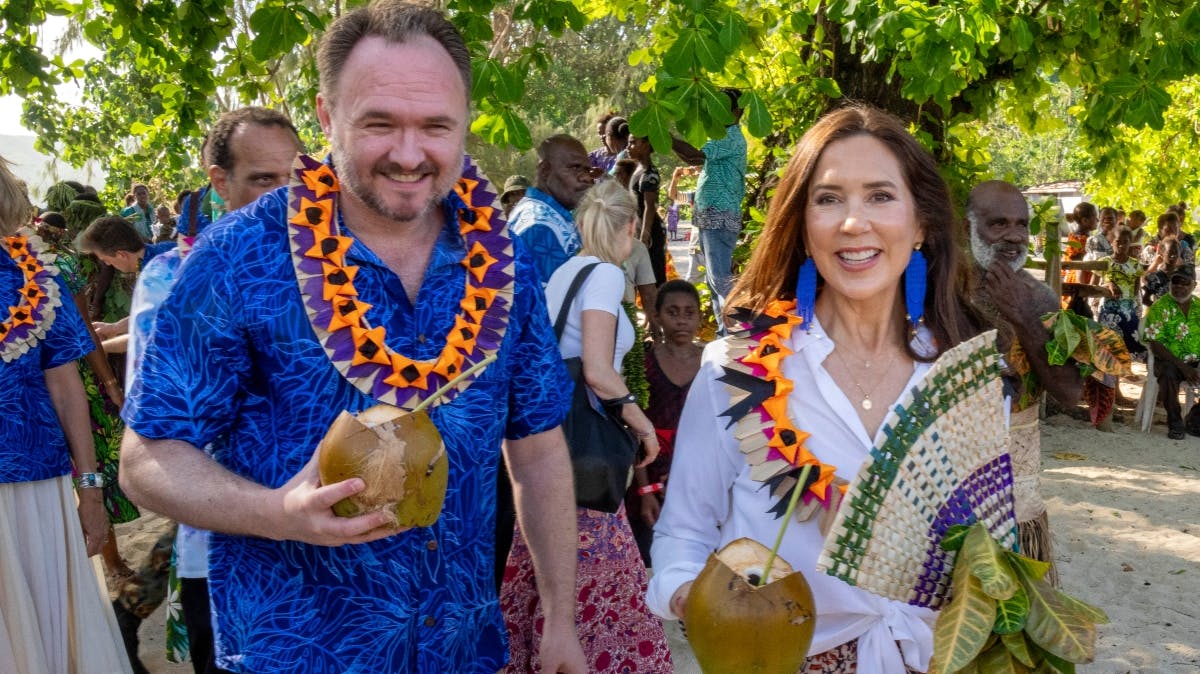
[719,301,847,524]
[286,154,514,410]
[1,228,64,364]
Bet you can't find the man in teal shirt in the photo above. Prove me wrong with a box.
[672,88,747,335]
[1144,264,1200,439]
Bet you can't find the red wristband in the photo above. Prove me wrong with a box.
[637,482,664,496]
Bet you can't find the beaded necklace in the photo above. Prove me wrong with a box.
[286,154,514,410]
[1,228,64,363]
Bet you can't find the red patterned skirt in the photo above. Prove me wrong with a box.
[500,504,672,673]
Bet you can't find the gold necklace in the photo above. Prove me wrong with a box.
[831,345,898,411]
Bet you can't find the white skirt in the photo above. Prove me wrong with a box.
[0,476,131,674]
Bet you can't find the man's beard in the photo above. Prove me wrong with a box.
[331,145,460,224]
[969,222,1027,272]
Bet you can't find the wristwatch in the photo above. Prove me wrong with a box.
[74,472,108,489]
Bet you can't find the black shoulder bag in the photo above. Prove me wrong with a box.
[554,262,639,513]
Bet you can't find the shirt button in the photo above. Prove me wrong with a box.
[417,333,426,343]
[426,540,438,551]
[424,616,436,627]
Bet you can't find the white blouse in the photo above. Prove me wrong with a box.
[648,316,938,673]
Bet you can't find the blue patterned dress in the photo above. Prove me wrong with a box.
[123,185,572,673]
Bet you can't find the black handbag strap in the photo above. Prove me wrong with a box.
[553,262,602,340]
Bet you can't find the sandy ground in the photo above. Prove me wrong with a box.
[112,226,1200,672]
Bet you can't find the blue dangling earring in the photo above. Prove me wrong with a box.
[904,243,927,331]
[794,256,818,328]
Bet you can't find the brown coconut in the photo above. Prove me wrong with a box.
[317,404,448,528]
[686,537,816,673]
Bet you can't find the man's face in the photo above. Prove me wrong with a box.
[133,185,149,208]
[316,35,467,226]
[210,122,301,211]
[96,249,140,274]
[1170,274,1196,303]
[538,140,595,210]
[970,187,1029,272]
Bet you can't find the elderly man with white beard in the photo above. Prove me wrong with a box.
[966,180,1082,585]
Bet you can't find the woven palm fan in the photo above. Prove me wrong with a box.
[816,330,1018,610]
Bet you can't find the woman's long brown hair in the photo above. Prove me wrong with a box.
[727,104,981,360]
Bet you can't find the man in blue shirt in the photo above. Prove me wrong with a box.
[672,88,748,335]
[509,134,600,285]
[119,2,587,672]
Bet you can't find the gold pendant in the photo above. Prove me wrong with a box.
[861,398,872,411]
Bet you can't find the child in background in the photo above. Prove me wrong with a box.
[626,280,704,565]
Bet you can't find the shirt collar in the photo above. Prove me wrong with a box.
[523,186,573,222]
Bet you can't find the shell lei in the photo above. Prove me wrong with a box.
[1,228,64,363]
[286,154,514,410]
[718,300,847,529]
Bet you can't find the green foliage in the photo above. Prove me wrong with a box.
[5,0,1200,228]
[930,523,1107,673]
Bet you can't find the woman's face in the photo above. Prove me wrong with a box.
[657,291,701,344]
[628,136,651,162]
[803,134,923,306]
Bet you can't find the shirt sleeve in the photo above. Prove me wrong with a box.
[638,168,661,194]
[647,340,743,619]
[505,237,573,440]
[515,224,570,287]
[122,228,252,449]
[40,277,95,370]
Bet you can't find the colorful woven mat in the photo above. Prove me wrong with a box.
[816,330,1017,609]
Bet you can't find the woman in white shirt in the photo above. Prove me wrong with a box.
[648,105,983,673]
[501,179,672,673]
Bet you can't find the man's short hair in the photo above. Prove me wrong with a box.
[78,216,146,256]
[536,134,581,162]
[205,107,300,170]
[317,0,471,103]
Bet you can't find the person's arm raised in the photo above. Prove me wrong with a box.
[984,262,1083,407]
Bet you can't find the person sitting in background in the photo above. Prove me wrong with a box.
[1143,236,1182,306]
[1143,264,1200,440]
[501,179,671,673]
[624,279,702,566]
[1098,226,1145,361]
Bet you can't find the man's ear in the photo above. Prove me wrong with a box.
[208,165,230,203]
[316,93,333,138]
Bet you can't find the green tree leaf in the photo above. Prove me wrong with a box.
[740,90,772,138]
[1001,631,1038,667]
[940,523,972,552]
[249,4,307,62]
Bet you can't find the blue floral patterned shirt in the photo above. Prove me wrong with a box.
[508,186,579,286]
[1,256,94,484]
[122,184,572,673]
